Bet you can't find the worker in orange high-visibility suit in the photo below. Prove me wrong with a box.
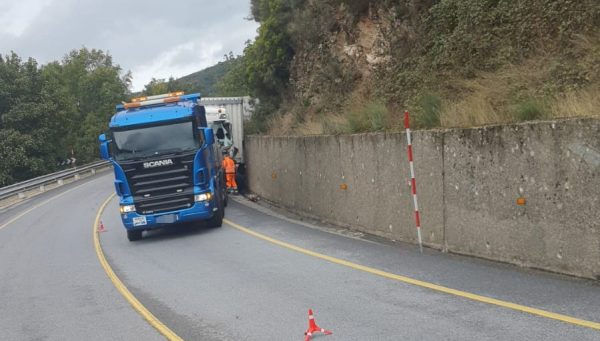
[222,152,238,194]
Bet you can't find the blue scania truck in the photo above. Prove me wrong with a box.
[98,92,227,241]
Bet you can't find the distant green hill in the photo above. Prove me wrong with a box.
[136,57,238,97]
[173,58,236,96]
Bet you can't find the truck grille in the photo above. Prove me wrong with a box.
[121,152,196,215]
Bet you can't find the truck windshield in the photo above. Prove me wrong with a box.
[210,122,233,148]
[112,121,199,161]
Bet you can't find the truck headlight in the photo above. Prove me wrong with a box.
[119,205,136,214]
[194,193,212,202]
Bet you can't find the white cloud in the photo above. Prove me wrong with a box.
[0,0,55,36]
[0,0,258,91]
[131,40,223,90]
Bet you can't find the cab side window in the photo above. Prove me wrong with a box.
[216,128,225,139]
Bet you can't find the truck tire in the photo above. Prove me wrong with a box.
[127,230,143,242]
[235,163,246,194]
[222,172,228,207]
[207,198,224,228]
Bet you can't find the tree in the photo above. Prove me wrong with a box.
[55,48,130,163]
[0,53,68,184]
[224,0,299,132]
[0,48,129,185]
[216,54,250,96]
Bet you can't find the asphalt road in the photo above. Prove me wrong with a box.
[0,174,163,341]
[1,173,599,340]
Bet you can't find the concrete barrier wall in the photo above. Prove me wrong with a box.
[245,118,600,279]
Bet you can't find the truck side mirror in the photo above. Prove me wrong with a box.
[203,127,215,146]
[98,133,110,160]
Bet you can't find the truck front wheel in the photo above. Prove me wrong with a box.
[222,172,228,207]
[127,230,143,241]
[207,199,224,228]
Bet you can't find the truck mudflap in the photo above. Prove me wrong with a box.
[120,200,217,230]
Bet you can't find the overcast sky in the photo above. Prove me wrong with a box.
[0,0,259,91]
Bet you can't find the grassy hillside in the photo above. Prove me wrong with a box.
[174,58,237,96]
[225,0,600,134]
[140,57,240,97]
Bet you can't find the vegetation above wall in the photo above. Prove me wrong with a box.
[219,0,600,134]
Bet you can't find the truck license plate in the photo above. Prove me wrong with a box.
[156,214,177,224]
[132,216,147,226]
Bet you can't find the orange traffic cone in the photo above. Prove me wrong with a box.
[97,221,107,233]
[304,309,332,341]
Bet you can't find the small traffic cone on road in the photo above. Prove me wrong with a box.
[97,221,107,233]
[304,309,332,341]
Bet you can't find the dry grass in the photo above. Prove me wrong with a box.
[441,95,506,128]
[438,52,600,127]
[550,87,600,119]
[267,112,296,136]
[268,32,600,134]
[441,84,599,128]
[438,64,531,128]
[295,118,326,135]
[437,32,600,128]
[268,110,348,136]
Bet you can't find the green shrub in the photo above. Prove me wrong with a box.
[347,100,388,132]
[338,0,371,17]
[248,100,280,133]
[416,93,442,128]
[514,99,547,121]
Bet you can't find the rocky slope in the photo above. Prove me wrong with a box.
[263,0,600,134]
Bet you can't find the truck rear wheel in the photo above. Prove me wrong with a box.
[236,163,246,194]
[127,230,143,242]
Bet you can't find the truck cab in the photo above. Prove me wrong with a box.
[99,92,227,241]
[205,106,233,150]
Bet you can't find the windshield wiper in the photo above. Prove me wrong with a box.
[115,149,151,161]
[154,148,195,156]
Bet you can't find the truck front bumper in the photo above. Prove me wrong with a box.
[120,200,217,231]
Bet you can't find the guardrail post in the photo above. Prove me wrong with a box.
[39,185,45,192]
[57,179,64,186]
[91,169,96,175]
[74,174,80,180]
[18,192,25,199]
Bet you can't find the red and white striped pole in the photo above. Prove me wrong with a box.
[404,111,423,253]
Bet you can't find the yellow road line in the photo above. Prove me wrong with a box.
[93,194,184,341]
[223,218,600,331]
[0,181,93,230]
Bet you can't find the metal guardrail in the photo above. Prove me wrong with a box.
[0,160,110,201]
